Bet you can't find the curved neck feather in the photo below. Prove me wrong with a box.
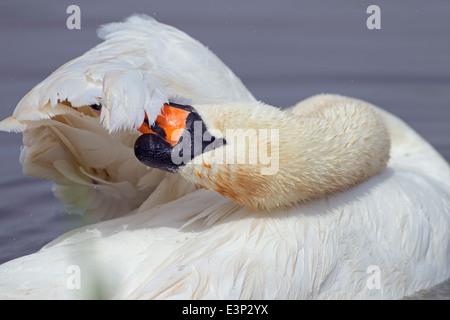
[179,100,391,210]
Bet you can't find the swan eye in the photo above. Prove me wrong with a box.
[89,104,102,112]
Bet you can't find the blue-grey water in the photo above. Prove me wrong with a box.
[0,0,449,299]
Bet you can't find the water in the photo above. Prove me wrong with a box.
[0,0,449,298]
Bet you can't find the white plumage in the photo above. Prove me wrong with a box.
[0,15,449,299]
[10,14,255,132]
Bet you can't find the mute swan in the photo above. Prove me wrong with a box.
[0,15,449,299]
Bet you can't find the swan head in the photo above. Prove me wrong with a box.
[133,100,391,210]
[133,102,285,210]
[134,103,226,173]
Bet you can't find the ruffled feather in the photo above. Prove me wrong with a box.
[3,14,255,134]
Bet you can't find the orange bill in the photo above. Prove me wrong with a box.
[138,104,191,147]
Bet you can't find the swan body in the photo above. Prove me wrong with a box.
[0,15,449,299]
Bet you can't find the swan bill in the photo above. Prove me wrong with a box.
[134,133,179,173]
[134,103,225,173]
[137,103,192,146]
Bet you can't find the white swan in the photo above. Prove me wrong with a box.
[0,15,449,299]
